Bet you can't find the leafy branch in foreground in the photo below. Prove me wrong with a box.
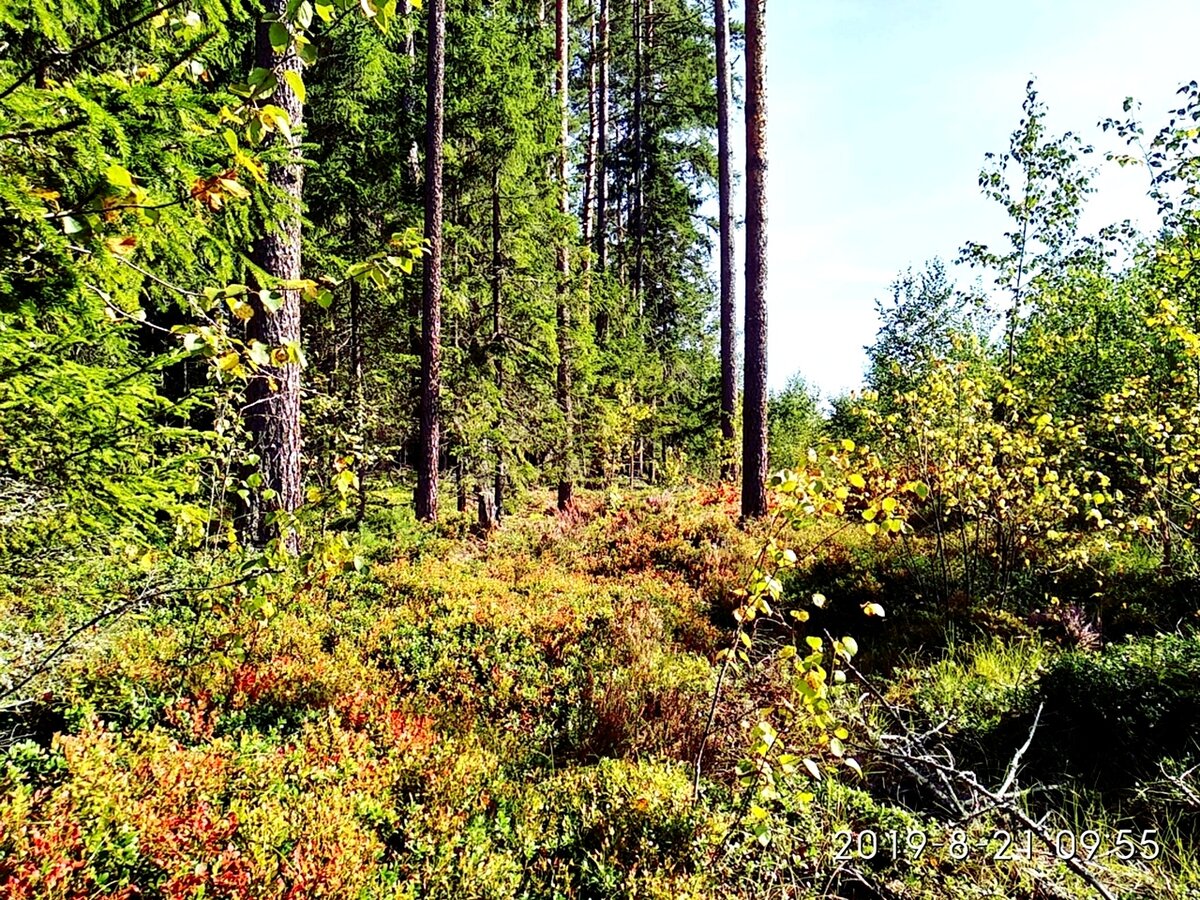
[695,439,924,847]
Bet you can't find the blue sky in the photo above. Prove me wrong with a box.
[730,0,1200,398]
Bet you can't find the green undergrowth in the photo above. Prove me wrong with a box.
[0,488,1196,898]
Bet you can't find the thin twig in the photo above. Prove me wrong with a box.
[999,702,1043,798]
[0,572,273,705]
[855,677,1120,900]
[0,0,188,102]
[0,117,87,140]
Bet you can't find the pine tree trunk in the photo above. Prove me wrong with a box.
[415,0,446,523]
[491,167,505,523]
[246,1,304,554]
[581,16,597,268]
[632,0,645,316]
[593,0,611,344]
[596,0,609,273]
[349,273,367,524]
[715,0,737,469]
[401,0,421,186]
[555,0,574,511]
[741,0,768,520]
[642,0,655,326]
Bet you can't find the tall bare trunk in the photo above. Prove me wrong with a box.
[741,0,768,520]
[555,0,574,511]
[592,0,611,344]
[596,0,609,273]
[581,16,597,269]
[401,0,421,186]
[246,0,304,553]
[632,0,644,316]
[715,0,737,464]
[490,167,504,525]
[415,0,446,522]
[349,273,367,523]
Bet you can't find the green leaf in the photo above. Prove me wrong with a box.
[260,105,291,140]
[259,290,284,314]
[253,74,279,100]
[269,22,291,51]
[297,38,317,65]
[296,0,314,30]
[283,69,306,103]
[105,164,134,191]
[283,341,305,366]
[247,341,271,367]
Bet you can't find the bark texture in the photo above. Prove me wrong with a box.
[555,0,574,511]
[246,1,304,553]
[415,0,446,522]
[491,167,504,524]
[596,0,609,272]
[581,16,597,264]
[715,0,737,460]
[742,0,769,519]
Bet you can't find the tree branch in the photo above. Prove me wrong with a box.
[0,572,274,706]
[0,0,188,103]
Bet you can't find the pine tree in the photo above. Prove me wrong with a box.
[415,0,446,522]
[715,0,737,472]
[246,0,305,552]
[555,0,575,511]
[596,0,610,274]
[741,0,768,519]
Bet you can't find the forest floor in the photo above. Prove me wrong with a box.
[1,487,1198,898]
